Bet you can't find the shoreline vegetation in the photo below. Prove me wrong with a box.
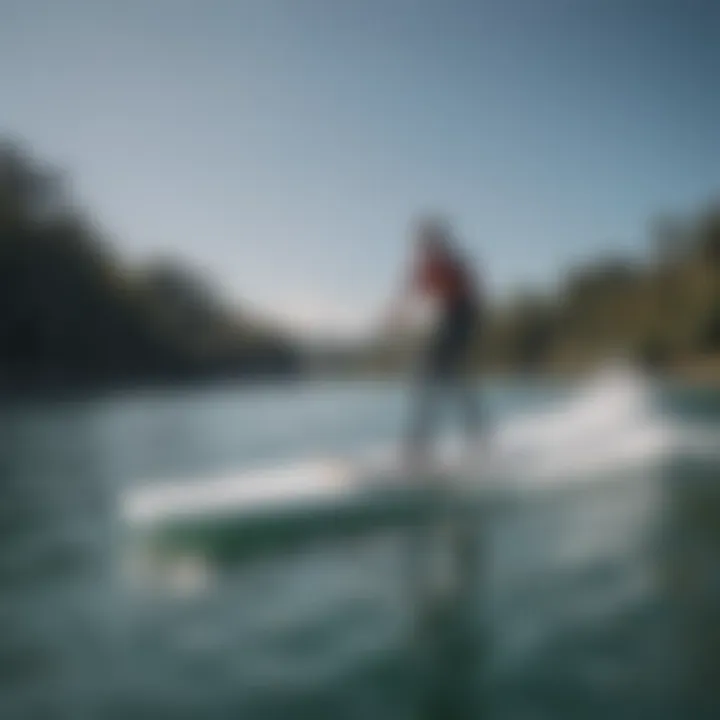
[2,139,719,399]
[0,139,301,398]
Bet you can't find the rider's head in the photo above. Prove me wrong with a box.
[414,215,453,257]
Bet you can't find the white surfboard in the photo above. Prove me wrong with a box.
[120,446,488,561]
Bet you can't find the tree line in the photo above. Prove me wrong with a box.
[473,208,720,373]
[0,140,300,396]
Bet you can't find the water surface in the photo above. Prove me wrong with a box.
[1,376,719,719]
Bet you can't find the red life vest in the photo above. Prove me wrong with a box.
[414,250,474,305]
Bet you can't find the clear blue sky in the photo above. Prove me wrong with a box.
[3,0,720,338]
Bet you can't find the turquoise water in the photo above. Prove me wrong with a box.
[1,378,719,719]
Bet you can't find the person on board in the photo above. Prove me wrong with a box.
[387,217,484,464]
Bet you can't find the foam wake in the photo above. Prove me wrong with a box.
[489,364,675,484]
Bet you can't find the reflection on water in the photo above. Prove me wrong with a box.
[0,379,718,719]
[662,456,720,717]
[408,495,486,720]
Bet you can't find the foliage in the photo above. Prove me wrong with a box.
[476,205,720,373]
[0,141,299,395]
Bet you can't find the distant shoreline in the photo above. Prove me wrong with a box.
[0,370,302,406]
[2,356,719,407]
[670,356,720,386]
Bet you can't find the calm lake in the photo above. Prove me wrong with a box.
[1,376,719,719]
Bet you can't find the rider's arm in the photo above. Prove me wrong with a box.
[383,257,429,333]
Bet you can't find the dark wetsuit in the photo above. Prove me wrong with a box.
[409,248,482,449]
